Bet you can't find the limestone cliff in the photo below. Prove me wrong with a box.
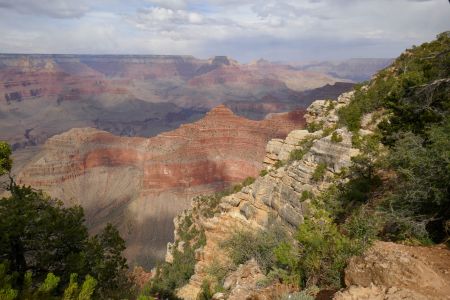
[166,92,361,299]
[164,87,450,300]
[16,105,305,267]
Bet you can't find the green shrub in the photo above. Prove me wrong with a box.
[338,97,363,132]
[343,208,379,247]
[260,169,268,177]
[228,176,256,194]
[78,275,97,300]
[306,121,324,133]
[351,132,362,148]
[197,280,213,300]
[222,224,289,272]
[326,100,336,113]
[0,182,132,299]
[379,213,432,245]
[148,214,206,299]
[296,214,363,289]
[311,163,327,182]
[242,177,255,187]
[0,141,12,176]
[205,261,230,287]
[0,263,18,300]
[273,160,285,169]
[330,132,343,143]
[300,190,314,202]
[321,126,333,137]
[379,120,450,242]
[148,244,197,299]
[339,32,449,135]
[288,137,315,162]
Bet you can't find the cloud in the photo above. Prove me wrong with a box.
[0,0,91,18]
[132,7,205,31]
[145,0,188,9]
[0,0,448,61]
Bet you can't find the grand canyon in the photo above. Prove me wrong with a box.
[16,105,306,266]
[0,55,391,266]
[0,1,448,299]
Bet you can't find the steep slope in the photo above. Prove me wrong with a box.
[153,32,450,300]
[17,105,305,267]
[166,92,357,299]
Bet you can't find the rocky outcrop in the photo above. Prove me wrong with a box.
[17,105,305,267]
[166,79,449,300]
[334,241,450,300]
[221,259,266,300]
[172,92,361,299]
[264,92,355,168]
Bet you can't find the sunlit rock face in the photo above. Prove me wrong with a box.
[17,105,305,267]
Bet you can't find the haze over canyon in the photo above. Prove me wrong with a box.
[0,54,391,266]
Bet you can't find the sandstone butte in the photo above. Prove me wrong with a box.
[17,104,305,266]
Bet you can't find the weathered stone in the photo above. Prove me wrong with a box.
[240,202,256,219]
[223,259,266,300]
[212,292,226,300]
[335,241,450,300]
[172,89,363,299]
[334,284,429,300]
[264,130,312,165]
[279,204,303,227]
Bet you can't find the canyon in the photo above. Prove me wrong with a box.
[16,105,306,267]
[0,54,390,270]
[0,54,356,154]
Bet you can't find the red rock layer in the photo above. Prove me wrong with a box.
[17,105,305,266]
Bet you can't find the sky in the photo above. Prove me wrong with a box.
[0,0,448,62]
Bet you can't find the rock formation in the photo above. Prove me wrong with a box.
[0,54,352,156]
[170,92,359,299]
[165,88,450,300]
[17,105,305,267]
[334,241,450,300]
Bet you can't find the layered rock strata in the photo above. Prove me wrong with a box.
[0,54,352,153]
[171,92,361,299]
[17,105,305,266]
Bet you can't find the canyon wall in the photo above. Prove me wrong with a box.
[169,91,357,299]
[17,105,305,267]
[166,89,450,300]
[0,54,352,154]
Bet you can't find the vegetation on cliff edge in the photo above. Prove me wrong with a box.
[0,142,134,299]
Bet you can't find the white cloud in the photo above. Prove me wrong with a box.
[0,0,91,18]
[0,0,448,61]
[132,7,205,30]
[145,0,188,9]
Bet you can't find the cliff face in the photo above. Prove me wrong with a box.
[166,89,450,300]
[156,35,450,300]
[0,54,351,153]
[169,92,359,299]
[17,105,305,266]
